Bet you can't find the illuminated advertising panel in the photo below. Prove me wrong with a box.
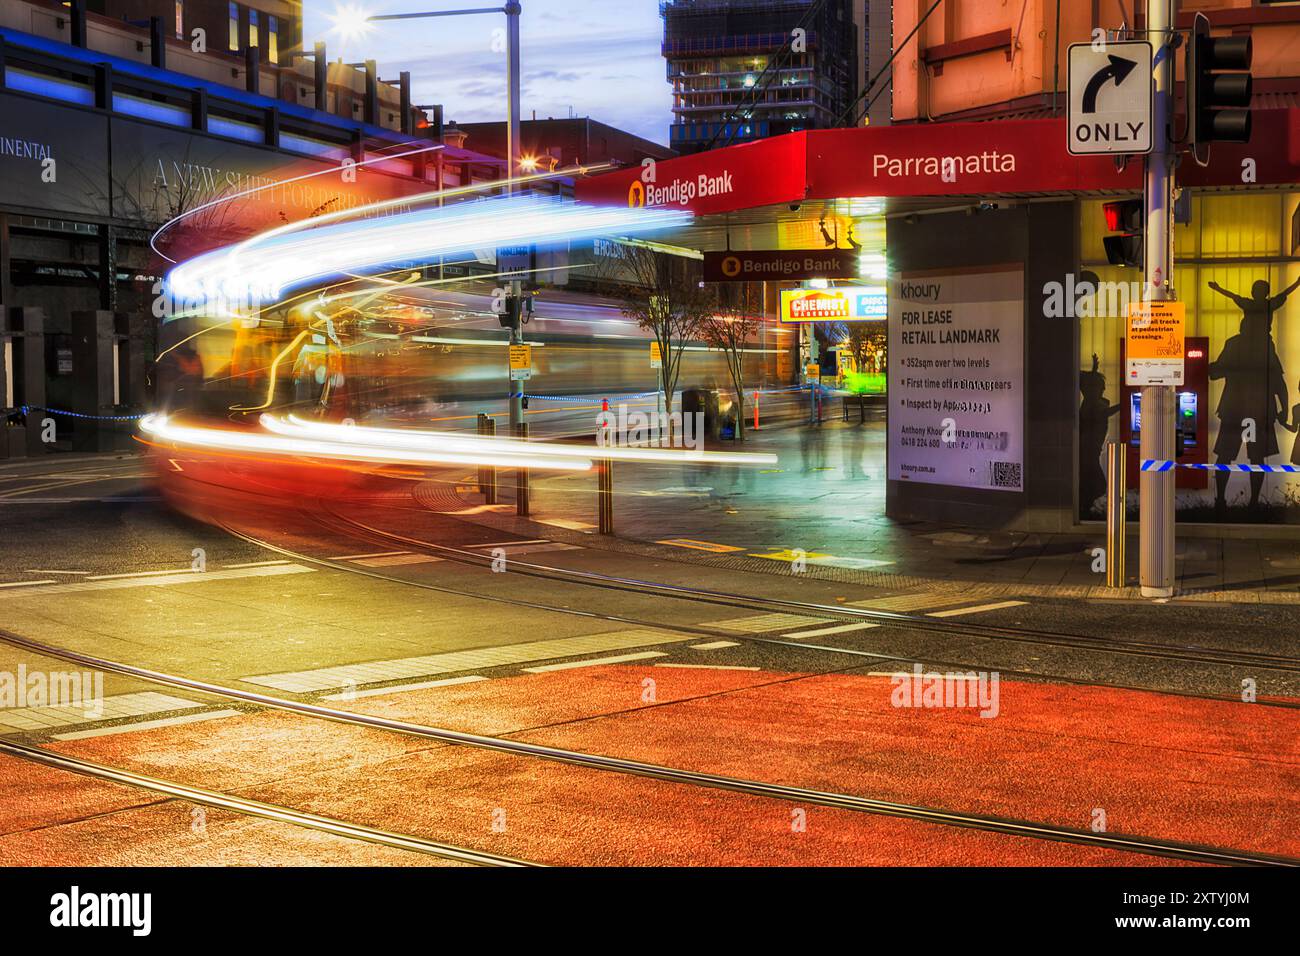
[779,286,887,323]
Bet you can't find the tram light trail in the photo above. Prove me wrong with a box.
[139,414,594,472]
[263,415,781,467]
[165,193,667,305]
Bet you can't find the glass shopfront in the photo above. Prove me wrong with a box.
[1079,191,1300,523]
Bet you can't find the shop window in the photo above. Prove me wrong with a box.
[228,2,239,51]
[249,9,259,51]
[1078,192,1300,523]
[268,16,279,64]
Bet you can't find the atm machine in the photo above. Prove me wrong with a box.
[1120,336,1210,489]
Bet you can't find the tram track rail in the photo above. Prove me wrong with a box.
[322,508,1300,674]
[0,624,1295,868]
[219,511,1300,713]
[0,738,536,867]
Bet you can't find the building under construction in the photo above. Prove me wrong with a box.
[662,0,859,153]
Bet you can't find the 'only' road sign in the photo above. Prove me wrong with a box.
[1067,41,1153,156]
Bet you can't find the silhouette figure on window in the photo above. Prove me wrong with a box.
[1206,277,1297,513]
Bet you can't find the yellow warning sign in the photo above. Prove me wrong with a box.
[1126,301,1185,386]
[805,363,822,382]
[650,341,663,369]
[509,344,532,381]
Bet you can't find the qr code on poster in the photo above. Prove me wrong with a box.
[990,461,1022,489]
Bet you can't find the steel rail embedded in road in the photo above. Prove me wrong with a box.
[0,627,1293,867]
[0,739,536,867]
[331,511,1300,674]
[225,514,1300,711]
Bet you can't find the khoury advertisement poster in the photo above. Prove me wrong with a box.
[887,266,1025,492]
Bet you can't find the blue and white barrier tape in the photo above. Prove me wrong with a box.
[19,405,146,422]
[1141,459,1300,474]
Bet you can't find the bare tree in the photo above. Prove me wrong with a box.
[598,242,711,428]
[844,322,874,377]
[700,280,763,440]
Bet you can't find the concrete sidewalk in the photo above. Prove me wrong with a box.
[450,409,1300,606]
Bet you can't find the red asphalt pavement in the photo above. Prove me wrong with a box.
[3,664,1293,865]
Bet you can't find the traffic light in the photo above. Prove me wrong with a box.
[1186,11,1253,157]
[1102,199,1143,267]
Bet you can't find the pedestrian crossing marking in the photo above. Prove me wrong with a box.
[657,539,746,553]
[927,600,1027,618]
[783,622,880,639]
[523,651,667,673]
[353,553,445,567]
[850,592,980,613]
[750,550,894,570]
[708,612,835,633]
[243,628,695,693]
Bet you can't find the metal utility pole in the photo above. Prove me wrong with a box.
[505,1,525,434]
[369,3,526,433]
[1140,0,1177,598]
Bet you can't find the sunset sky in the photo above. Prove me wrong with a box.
[305,1,673,145]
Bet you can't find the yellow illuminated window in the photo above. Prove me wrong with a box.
[228,2,239,51]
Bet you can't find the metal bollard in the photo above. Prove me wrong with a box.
[515,422,530,517]
[476,414,487,493]
[597,459,613,535]
[1106,439,1126,588]
[482,417,497,505]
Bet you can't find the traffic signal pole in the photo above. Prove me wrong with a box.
[505,1,525,435]
[1140,0,1177,598]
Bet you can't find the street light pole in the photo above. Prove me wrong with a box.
[369,3,526,431]
[1140,0,1177,598]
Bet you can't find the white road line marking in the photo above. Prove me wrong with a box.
[473,543,580,556]
[222,560,291,569]
[927,601,1028,618]
[653,663,761,671]
[851,593,977,613]
[690,641,741,650]
[24,570,91,576]
[523,651,667,673]
[466,540,552,549]
[326,551,410,561]
[783,622,881,639]
[537,518,597,531]
[0,692,203,731]
[87,568,193,580]
[0,564,314,598]
[245,629,692,692]
[52,710,243,740]
[352,553,444,568]
[709,612,834,633]
[321,676,487,700]
[0,580,56,589]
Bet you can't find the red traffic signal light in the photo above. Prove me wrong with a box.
[1102,199,1143,267]
[1103,199,1143,233]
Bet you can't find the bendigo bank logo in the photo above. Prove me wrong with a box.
[720,255,743,278]
[627,171,734,209]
